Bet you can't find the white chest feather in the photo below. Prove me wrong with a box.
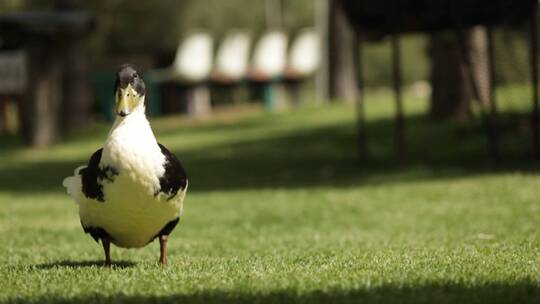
[101,110,165,195]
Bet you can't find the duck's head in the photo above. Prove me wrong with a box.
[114,64,146,117]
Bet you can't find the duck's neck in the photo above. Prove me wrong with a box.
[105,104,158,151]
[103,104,162,164]
[109,105,147,134]
[101,104,165,191]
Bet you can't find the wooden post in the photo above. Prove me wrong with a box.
[487,26,500,162]
[530,5,540,159]
[315,0,330,102]
[391,34,405,163]
[263,82,275,111]
[354,33,366,159]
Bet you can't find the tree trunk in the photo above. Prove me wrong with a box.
[429,27,490,120]
[20,46,63,147]
[467,26,490,108]
[429,32,472,120]
[0,99,6,133]
[328,0,358,103]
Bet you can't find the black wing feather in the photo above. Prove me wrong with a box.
[80,148,105,202]
[82,222,112,243]
[148,217,180,243]
[157,143,188,200]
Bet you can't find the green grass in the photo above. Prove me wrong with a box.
[1,90,540,303]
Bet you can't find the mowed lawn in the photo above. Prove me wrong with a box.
[1,90,540,303]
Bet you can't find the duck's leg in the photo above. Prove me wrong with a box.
[159,235,168,265]
[102,237,111,266]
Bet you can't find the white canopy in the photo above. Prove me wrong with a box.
[172,32,214,81]
[288,28,320,76]
[214,31,251,80]
[251,31,288,78]
[151,32,214,83]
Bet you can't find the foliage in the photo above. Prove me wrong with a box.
[0,0,24,11]
[2,1,532,87]
[26,0,310,55]
[494,26,531,85]
[362,34,429,87]
[1,86,539,303]
[362,26,532,88]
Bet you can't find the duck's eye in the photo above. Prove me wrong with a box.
[133,73,138,79]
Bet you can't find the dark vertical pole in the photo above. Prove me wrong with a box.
[487,26,500,162]
[315,0,330,102]
[391,34,405,163]
[530,3,540,159]
[354,33,367,159]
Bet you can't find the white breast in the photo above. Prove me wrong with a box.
[101,110,165,195]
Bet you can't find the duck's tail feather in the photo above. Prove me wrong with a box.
[62,166,86,204]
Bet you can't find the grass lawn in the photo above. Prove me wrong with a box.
[1,89,540,303]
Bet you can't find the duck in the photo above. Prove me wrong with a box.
[63,64,188,265]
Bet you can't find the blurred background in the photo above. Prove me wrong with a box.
[0,0,538,166]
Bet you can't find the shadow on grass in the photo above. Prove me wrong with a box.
[6,281,540,304]
[1,113,539,194]
[36,260,136,269]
